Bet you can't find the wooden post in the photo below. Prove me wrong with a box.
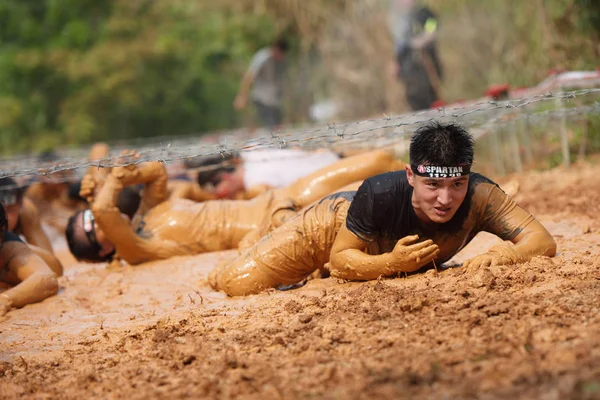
[491,126,505,175]
[555,88,571,167]
[578,117,590,161]
[510,120,523,173]
[518,115,533,166]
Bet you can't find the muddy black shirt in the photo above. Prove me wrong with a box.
[0,232,24,280]
[346,171,532,263]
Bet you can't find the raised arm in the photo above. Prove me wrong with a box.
[0,242,58,315]
[112,161,168,214]
[91,173,156,265]
[329,226,438,280]
[463,185,556,270]
[168,181,216,202]
[92,163,185,265]
[19,197,53,253]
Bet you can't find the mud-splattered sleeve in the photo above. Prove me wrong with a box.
[477,184,535,241]
[345,180,378,242]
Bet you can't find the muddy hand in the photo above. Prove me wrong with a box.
[111,150,142,186]
[0,294,13,316]
[462,245,523,273]
[390,235,440,273]
[80,174,97,202]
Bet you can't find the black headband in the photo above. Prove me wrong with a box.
[411,164,470,178]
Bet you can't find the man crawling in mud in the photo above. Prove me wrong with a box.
[65,150,403,265]
[0,203,60,316]
[209,122,556,296]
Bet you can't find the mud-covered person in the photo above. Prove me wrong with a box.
[0,203,59,316]
[192,149,342,200]
[0,177,64,276]
[65,150,402,265]
[210,122,556,296]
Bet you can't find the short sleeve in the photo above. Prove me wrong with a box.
[478,185,535,241]
[4,231,24,243]
[346,180,378,242]
[248,49,271,76]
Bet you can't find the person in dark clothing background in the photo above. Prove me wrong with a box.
[389,0,443,111]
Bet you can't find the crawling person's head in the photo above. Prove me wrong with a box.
[65,209,118,263]
[187,154,242,198]
[0,177,25,231]
[407,121,474,224]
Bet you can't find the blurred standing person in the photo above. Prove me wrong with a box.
[388,0,443,111]
[233,37,289,129]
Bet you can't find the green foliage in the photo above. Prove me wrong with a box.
[0,0,598,155]
[0,0,279,154]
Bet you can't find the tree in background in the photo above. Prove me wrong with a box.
[0,0,597,155]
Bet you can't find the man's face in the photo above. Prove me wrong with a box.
[4,202,21,232]
[407,166,469,224]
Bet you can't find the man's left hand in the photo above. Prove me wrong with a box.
[0,294,13,316]
[462,245,523,272]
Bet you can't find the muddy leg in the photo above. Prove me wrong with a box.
[285,150,404,207]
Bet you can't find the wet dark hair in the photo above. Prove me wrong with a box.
[65,210,113,263]
[185,154,237,187]
[117,187,142,219]
[68,182,140,218]
[0,177,24,206]
[273,36,290,52]
[409,122,474,167]
[0,203,7,244]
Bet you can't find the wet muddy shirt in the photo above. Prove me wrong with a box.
[0,232,23,280]
[346,171,533,263]
[129,191,277,254]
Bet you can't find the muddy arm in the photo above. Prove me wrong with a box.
[329,226,398,280]
[86,142,111,179]
[242,184,272,200]
[1,242,58,310]
[91,175,156,265]
[19,198,53,253]
[29,245,63,276]
[169,181,216,202]
[112,162,168,214]
[464,186,556,269]
[329,226,439,281]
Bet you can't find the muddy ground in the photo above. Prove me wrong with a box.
[1,162,599,399]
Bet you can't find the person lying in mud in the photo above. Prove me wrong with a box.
[24,146,116,233]
[0,203,60,316]
[0,178,64,276]
[209,122,556,296]
[65,150,404,265]
[186,148,342,200]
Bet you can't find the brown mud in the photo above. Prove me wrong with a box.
[1,163,600,399]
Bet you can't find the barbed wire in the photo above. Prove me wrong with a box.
[0,88,598,191]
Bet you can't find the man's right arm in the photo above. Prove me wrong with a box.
[329,226,438,280]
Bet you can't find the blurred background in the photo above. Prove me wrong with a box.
[0,0,599,156]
